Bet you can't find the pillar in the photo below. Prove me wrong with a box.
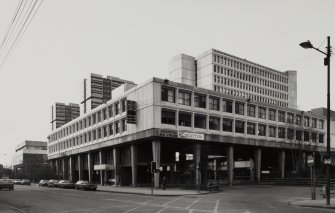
[55,159,60,179]
[99,151,103,185]
[78,155,83,181]
[194,144,201,186]
[88,153,93,184]
[62,158,66,180]
[255,148,262,183]
[227,146,234,186]
[152,140,161,188]
[131,144,137,187]
[113,148,120,186]
[279,150,285,179]
[69,156,73,182]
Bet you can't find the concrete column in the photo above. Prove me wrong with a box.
[255,148,262,183]
[131,144,137,187]
[99,151,103,185]
[69,156,73,182]
[55,159,59,179]
[88,153,93,184]
[279,150,285,179]
[194,144,201,186]
[78,155,83,181]
[62,158,66,180]
[113,148,120,186]
[152,140,161,188]
[227,146,234,186]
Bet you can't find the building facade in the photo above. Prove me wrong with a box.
[169,49,297,109]
[48,77,333,187]
[51,103,80,130]
[13,140,50,181]
[81,73,135,114]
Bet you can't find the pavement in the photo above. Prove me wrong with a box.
[290,198,335,209]
[97,185,210,196]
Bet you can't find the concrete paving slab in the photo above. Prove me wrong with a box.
[290,198,335,209]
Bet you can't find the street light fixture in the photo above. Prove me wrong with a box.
[300,36,332,205]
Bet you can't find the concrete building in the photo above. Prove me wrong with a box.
[81,73,135,114]
[51,103,80,130]
[169,49,297,109]
[13,140,50,180]
[48,77,333,188]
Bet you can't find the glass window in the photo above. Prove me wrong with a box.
[269,126,276,137]
[209,116,220,130]
[115,102,120,115]
[287,113,294,124]
[103,126,107,137]
[97,111,101,122]
[304,117,310,127]
[88,117,91,126]
[179,112,191,127]
[121,99,127,112]
[92,130,96,140]
[318,120,324,129]
[161,109,176,125]
[209,97,220,111]
[235,120,245,133]
[287,129,294,140]
[222,119,233,132]
[92,114,96,125]
[161,87,175,103]
[311,132,317,142]
[115,121,120,134]
[304,131,310,141]
[258,124,266,136]
[319,134,324,143]
[122,119,127,132]
[278,111,285,122]
[278,127,285,138]
[108,106,113,118]
[97,128,101,139]
[296,130,302,141]
[268,109,276,121]
[258,107,266,119]
[194,93,206,108]
[102,108,107,120]
[108,123,113,136]
[235,102,244,115]
[222,99,233,113]
[194,114,206,129]
[178,91,191,106]
[296,115,302,125]
[247,105,255,117]
[247,123,255,135]
[312,118,317,128]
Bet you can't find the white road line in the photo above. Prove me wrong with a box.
[185,199,200,209]
[162,197,184,206]
[123,205,142,213]
[6,204,27,213]
[214,199,220,212]
[155,206,168,213]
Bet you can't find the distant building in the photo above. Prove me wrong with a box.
[169,49,297,109]
[51,103,80,130]
[13,140,51,181]
[81,73,135,114]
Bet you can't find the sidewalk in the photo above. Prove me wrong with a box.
[97,185,209,196]
[290,198,335,209]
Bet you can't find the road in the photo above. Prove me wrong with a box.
[0,184,332,213]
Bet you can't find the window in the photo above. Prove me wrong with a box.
[161,109,176,125]
[258,107,266,119]
[108,123,113,136]
[278,127,285,138]
[122,119,127,132]
[304,117,310,127]
[235,102,244,115]
[209,97,220,111]
[258,124,266,136]
[318,120,324,129]
[179,112,191,127]
[287,113,294,124]
[247,105,255,117]
[92,130,96,140]
[222,119,233,132]
[88,117,91,126]
[102,108,107,120]
[88,132,91,141]
[194,114,206,129]
[103,126,107,137]
[92,114,96,125]
[296,115,302,125]
[161,87,175,103]
[97,111,101,122]
[269,126,276,137]
[304,131,310,141]
[296,130,302,141]
[247,123,255,135]
[235,120,245,133]
[312,118,317,128]
[269,109,276,121]
[115,121,120,134]
[319,134,324,143]
[311,132,317,142]
[121,99,127,112]
[287,129,294,140]
[278,111,285,122]
[222,99,233,113]
[115,102,120,115]
[194,93,206,108]
[108,106,113,118]
[178,91,191,106]
[97,128,101,139]
[209,116,220,130]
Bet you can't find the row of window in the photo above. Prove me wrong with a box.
[161,109,324,143]
[213,85,288,107]
[50,98,127,142]
[49,119,127,153]
[212,52,288,84]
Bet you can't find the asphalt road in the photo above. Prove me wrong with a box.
[0,184,333,213]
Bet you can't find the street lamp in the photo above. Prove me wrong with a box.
[300,36,332,205]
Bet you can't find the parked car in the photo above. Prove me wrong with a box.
[0,179,14,191]
[75,180,97,191]
[21,179,31,185]
[58,180,75,189]
[39,180,49,187]
[12,179,22,185]
[47,179,59,188]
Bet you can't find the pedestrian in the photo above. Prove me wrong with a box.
[162,176,167,190]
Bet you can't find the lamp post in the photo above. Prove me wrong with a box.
[300,36,332,205]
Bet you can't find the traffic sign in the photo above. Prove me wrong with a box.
[307,155,314,167]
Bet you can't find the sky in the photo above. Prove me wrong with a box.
[0,0,334,167]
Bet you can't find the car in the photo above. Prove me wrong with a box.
[58,180,75,189]
[39,180,49,187]
[75,180,97,191]
[21,179,31,185]
[12,179,22,185]
[47,179,59,188]
[0,179,14,191]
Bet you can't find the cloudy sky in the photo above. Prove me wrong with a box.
[0,0,334,166]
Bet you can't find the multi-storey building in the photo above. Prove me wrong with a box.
[13,140,49,180]
[169,49,297,109]
[48,77,333,188]
[81,73,135,114]
[51,103,80,130]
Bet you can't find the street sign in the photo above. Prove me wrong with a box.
[324,158,332,165]
[307,155,314,167]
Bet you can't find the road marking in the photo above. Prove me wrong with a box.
[185,199,200,209]
[123,205,142,213]
[162,197,183,206]
[6,204,27,213]
[155,206,168,213]
[214,199,220,212]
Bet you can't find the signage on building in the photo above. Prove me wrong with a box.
[126,100,137,124]
[159,129,204,140]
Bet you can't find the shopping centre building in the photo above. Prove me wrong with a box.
[47,49,334,187]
